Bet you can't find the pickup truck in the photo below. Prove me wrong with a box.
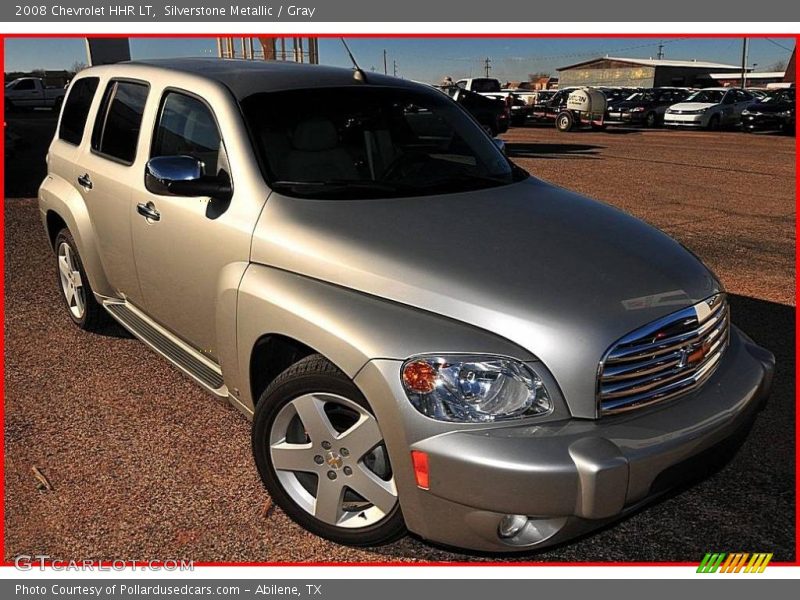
[39,59,773,553]
[5,77,66,110]
[456,77,531,125]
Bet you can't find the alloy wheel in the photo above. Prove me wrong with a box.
[57,242,86,320]
[269,392,398,528]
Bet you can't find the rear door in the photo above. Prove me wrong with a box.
[74,78,150,302]
[46,76,101,197]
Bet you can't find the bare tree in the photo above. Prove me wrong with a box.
[70,61,88,74]
[769,59,787,72]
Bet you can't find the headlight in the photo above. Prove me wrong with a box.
[631,106,645,112]
[400,355,552,423]
[741,109,751,115]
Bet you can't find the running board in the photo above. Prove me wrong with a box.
[103,300,227,397]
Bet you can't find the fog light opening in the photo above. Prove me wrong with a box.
[498,514,528,539]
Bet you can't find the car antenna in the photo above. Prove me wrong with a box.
[340,38,368,83]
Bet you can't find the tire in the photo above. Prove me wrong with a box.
[53,228,109,331]
[556,111,574,132]
[644,112,657,128]
[707,114,721,131]
[252,354,406,547]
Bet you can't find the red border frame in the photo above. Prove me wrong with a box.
[1,31,797,569]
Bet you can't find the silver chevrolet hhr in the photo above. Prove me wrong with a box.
[38,59,774,552]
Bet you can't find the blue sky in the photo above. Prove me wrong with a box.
[4,36,794,83]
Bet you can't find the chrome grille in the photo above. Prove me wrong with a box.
[598,294,729,415]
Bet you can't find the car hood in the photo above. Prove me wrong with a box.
[670,102,718,111]
[252,178,720,417]
[745,101,792,114]
[613,100,649,111]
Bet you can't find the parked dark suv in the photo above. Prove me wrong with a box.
[607,88,690,127]
[740,88,796,134]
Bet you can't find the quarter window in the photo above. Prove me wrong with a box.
[151,92,221,175]
[58,77,99,146]
[91,80,149,164]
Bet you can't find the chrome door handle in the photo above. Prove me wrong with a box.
[137,202,161,222]
[77,173,93,190]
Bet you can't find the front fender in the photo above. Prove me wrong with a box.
[236,264,534,411]
[38,172,114,298]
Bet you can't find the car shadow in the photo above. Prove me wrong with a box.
[505,142,604,160]
[366,293,795,562]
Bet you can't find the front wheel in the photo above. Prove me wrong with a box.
[707,114,721,131]
[252,354,406,547]
[644,111,657,128]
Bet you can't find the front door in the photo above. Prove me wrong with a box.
[130,90,234,360]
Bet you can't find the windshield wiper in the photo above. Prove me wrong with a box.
[271,179,410,195]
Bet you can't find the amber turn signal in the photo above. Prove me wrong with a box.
[402,360,438,394]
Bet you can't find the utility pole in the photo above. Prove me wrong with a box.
[383,49,387,75]
[393,60,397,77]
[740,37,749,88]
[657,41,664,60]
[484,57,491,78]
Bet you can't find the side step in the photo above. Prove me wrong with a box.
[103,300,227,397]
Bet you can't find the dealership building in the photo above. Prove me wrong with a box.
[556,56,745,88]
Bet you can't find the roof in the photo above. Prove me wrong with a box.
[123,58,419,99]
[557,56,743,71]
[707,71,785,79]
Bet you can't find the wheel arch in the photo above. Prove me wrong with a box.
[249,334,318,408]
[39,174,114,298]
[235,264,532,414]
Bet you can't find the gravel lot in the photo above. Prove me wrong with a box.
[4,113,796,563]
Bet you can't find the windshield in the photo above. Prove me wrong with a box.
[625,91,655,102]
[241,86,523,199]
[758,89,795,103]
[685,90,726,104]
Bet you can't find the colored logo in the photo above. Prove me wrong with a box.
[697,552,773,573]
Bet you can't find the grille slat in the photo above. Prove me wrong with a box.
[598,294,729,415]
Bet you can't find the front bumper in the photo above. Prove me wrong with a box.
[606,111,644,125]
[664,113,707,127]
[355,326,773,552]
[741,113,788,131]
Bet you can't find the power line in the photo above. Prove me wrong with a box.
[764,37,794,52]
[436,37,689,64]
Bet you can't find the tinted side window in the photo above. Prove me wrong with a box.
[92,80,149,164]
[58,77,99,146]
[15,79,35,91]
[151,92,221,175]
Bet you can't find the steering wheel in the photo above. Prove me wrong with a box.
[382,151,429,180]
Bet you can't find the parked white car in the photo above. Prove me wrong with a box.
[5,77,66,111]
[664,87,754,129]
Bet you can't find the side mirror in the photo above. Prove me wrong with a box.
[145,155,232,201]
[492,138,506,155]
